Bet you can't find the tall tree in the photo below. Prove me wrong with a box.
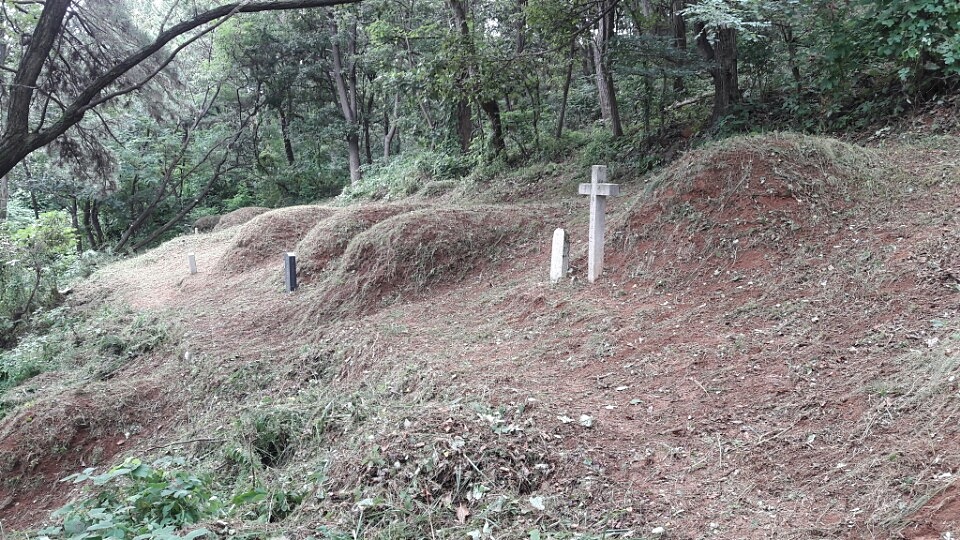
[592,0,624,137]
[0,0,360,219]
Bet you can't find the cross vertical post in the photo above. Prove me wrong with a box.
[578,165,620,283]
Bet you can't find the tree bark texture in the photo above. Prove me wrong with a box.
[330,16,363,184]
[480,99,506,155]
[0,176,8,222]
[695,23,740,124]
[670,0,687,93]
[593,0,623,138]
[278,107,296,165]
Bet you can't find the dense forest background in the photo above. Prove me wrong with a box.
[0,0,958,340]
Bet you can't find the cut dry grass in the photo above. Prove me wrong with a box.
[219,205,337,273]
[296,203,425,280]
[609,133,901,286]
[303,206,542,317]
[214,207,271,231]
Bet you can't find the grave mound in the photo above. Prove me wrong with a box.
[308,206,538,315]
[613,133,891,282]
[296,203,425,280]
[219,205,336,272]
[213,206,271,231]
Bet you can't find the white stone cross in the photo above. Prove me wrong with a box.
[550,228,569,284]
[187,253,198,275]
[578,165,620,283]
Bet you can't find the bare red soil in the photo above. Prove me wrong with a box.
[1,134,957,538]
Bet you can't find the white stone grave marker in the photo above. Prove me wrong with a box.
[187,253,198,275]
[578,165,620,283]
[550,228,569,284]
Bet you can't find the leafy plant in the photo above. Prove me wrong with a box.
[39,457,218,540]
[0,211,77,346]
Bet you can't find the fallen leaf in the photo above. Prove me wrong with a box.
[529,496,545,511]
[456,504,470,524]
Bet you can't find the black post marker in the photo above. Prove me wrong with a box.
[284,252,297,292]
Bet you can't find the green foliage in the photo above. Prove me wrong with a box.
[0,211,78,344]
[869,0,960,84]
[340,150,477,201]
[231,482,308,523]
[39,458,218,540]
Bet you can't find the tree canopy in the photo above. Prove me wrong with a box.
[0,0,957,256]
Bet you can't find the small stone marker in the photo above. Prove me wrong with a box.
[550,228,570,284]
[187,253,197,275]
[194,227,199,235]
[578,165,620,283]
[283,252,298,292]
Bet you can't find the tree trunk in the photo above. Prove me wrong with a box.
[329,16,362,183]
[363,92,374,164]
[91,199,105,246]
[712,27,739,123]
[448,0,477,153]
[383,93,400,159]
[592,0,623,138]
[68,197,82,254]
[778,23,802,93]
[555,42,576,139]
[30,190,40,219]
[0,175,8,222]
[670,0,687,93]
[454,99,473,152]
[480,99,505,155]
[82,199,98,249]
[278,107,295,165]
[695,22,739,124]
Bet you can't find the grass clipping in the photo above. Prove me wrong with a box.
[296,203,425,280]
[308,206,536,316]
[213,206,271,231]
[219,205,336,273]
[612,133,893,279]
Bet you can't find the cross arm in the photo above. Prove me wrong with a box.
[579,183,621,197]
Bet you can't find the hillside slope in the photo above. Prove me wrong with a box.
[1,133,958,539]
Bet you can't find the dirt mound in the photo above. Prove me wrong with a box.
[219,205,336,273]
[0,381,173,529]
[613,133,891,283]
[308,206,542,316]
[296,203,425,280]
[213,206,270,231]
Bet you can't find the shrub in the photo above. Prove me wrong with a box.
[39,457,218,540]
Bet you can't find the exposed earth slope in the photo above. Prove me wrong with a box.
[1,133,958,539]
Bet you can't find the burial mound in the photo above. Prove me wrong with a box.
[213,206,271,231]
[219,205,336,272]
[296,203,425,280]
[307,206,540,316]
[613,133,892,283]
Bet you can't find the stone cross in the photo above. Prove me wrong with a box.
[550,228,569,284]
[578,165,620,283]
[283,252,298,292]
[187,253,198,275]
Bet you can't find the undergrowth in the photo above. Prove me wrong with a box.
[0,306,174,419]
